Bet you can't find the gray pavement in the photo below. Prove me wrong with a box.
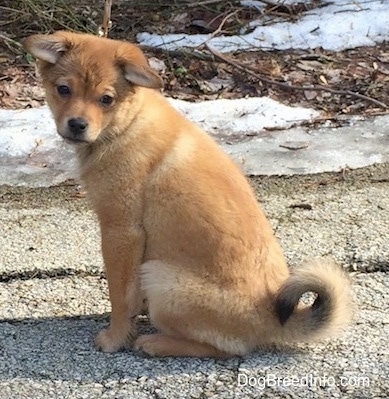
[0,164,388,398]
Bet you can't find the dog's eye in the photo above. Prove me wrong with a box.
[57,85,71,97]
[99,95,114,107]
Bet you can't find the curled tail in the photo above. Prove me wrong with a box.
[274,259,353,343]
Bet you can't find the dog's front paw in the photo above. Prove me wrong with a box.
[95,327,135,353]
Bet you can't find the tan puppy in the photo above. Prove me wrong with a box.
[23,32,352,358]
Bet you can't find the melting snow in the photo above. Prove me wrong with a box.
[138,0,389,52]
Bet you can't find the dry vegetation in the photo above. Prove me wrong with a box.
[0,0,388,117]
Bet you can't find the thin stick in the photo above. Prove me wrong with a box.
[183,0,227,7]
[205,44,388,109]
[198,9,240,48]
[99,0,113,37]
[140,45,215,62]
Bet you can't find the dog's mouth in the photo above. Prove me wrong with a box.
[58,129,95,145]
[62,136,92,145]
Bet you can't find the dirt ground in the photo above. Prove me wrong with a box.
[1,0,388,119]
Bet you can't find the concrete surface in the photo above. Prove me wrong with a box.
[223,115,389,175]
[0,164,388,398]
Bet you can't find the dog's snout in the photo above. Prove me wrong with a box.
[68,117,89,136]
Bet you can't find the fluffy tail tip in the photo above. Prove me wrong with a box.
[274,259,353,342]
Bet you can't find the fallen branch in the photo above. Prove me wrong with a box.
[198,9,241,48]
[205,44,388,109]
[206,9,240,41]
[183,0,228,7]
[140,45,215,62]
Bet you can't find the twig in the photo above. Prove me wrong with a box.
[205,44,388,109]
[98,0,113,37]
[199,9,240,47]
[0,33,24,54]
[140,45,214,62]
[183,0,227,7]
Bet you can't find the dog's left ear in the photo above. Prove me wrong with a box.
[121,61,164,89]
[23,33,69,64]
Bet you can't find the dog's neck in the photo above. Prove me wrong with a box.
[74,126,133,179]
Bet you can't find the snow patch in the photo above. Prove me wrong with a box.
[169,97,319,136]
[137,0,389,52]
[0,107,59,157]
[0,98,319,158]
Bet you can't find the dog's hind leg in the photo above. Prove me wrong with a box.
[135,333,228,358]
[138,260,256,357]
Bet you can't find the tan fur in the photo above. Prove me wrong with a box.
[23,32,352,357]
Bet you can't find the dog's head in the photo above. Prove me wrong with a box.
[23,31,163,145]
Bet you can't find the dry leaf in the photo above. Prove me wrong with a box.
[319,75,328,85]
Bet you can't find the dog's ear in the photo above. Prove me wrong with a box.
[121,61,164,89]
[22,33,70,64]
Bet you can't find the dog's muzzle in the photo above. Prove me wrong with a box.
[64,117,90,143]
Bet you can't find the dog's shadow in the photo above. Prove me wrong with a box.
[0,313,302,383]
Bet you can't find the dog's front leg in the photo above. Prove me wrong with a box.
[95,224,145,353]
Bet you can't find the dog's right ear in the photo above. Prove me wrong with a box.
[22,34,69,64]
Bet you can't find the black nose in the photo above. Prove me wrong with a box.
[68,117,89,136]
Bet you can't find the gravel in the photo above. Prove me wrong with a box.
[0,163,388,398]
